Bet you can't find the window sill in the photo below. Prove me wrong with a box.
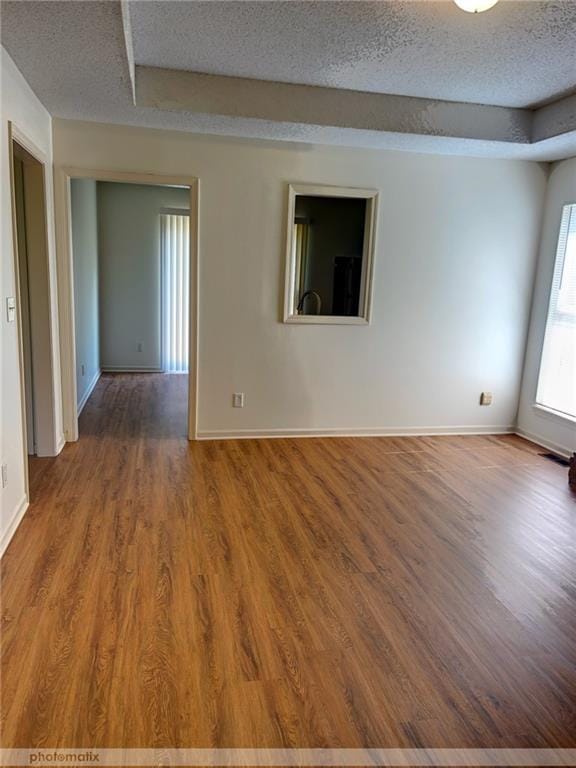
[284,314,370,326]
[532,403,576,425]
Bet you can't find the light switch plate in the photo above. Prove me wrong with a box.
[6,297,16,323]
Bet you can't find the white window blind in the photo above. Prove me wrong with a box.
[161,213,190,373]
[536,203,576,419]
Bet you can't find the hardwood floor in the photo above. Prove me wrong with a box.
[1,373,575,749]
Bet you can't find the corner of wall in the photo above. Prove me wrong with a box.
[1,45,60,553]
[0,494,29,558]
[515,156,576,457]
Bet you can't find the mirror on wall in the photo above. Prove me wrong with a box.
[283,184,378,324]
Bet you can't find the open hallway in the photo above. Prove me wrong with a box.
[1,374,575,749]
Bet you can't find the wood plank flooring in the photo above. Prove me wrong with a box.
[1,373,575,749]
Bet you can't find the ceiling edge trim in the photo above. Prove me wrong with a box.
[134,66,576,148]
[135,66,532,145]
[533,93,576,142]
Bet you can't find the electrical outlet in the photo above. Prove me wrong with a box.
[480,391,493,406]
[232,393,245,408]
[1,463,7,488]
[137,342,143,353]
[81,364,85,376]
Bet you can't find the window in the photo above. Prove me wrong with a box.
[284,184,378,324]
[536,203,576,419]
[161,212,190,373]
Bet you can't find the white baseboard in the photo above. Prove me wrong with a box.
[196,425,516,441]
[514,428,572,459]
[101,367,163,373]
[0,494,29,558]
[55,433,66,454]
[77,368,101,416]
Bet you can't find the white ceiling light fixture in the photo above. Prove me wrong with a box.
[454,0,499,12]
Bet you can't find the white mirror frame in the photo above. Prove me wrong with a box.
[283,183,379,325]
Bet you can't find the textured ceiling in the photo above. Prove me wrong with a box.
[131,0,576,109]
[1,0,576,160]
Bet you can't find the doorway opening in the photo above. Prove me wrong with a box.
[67,178,194,438]
[10,131,58,501]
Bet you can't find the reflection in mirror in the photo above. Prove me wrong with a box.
[285,185,377,324]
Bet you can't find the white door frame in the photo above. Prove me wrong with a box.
[55,168,199,441]
[8,120,60,483]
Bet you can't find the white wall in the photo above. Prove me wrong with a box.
[517,157,576,456]
[71,178,100,410]
[53,119,548,438]
[97,182,189,371]
[1,47,63,553]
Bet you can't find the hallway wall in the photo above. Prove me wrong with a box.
[97,182,189,371]
[71,178,100,412]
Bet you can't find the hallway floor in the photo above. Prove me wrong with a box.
[2,374,575,748]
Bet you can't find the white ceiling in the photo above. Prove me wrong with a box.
[1,0,575,160]
[131,0,576,109]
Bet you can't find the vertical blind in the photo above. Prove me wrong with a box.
[536,203,576,419]
[161,213,190,373]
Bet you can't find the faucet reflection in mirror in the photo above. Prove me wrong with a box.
[297,290,322,315]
